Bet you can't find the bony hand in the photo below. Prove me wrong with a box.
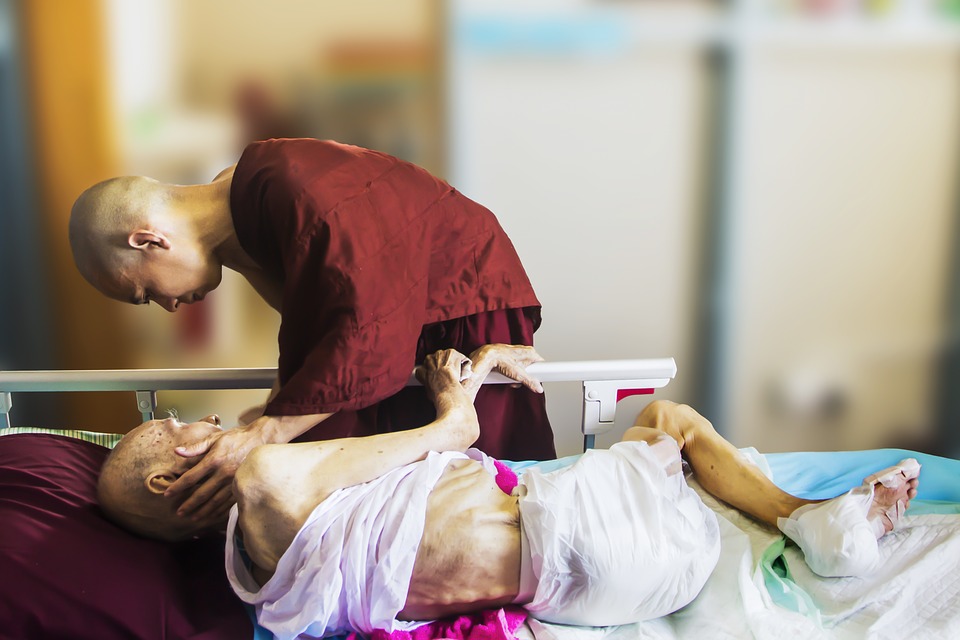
[463,344,545,401]
[165,421,271,520]
[415,348,473,402]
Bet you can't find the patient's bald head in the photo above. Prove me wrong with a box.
[98,415,224,542]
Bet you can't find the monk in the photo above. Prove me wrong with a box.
[69,138,554,521]
[98,345,920,639]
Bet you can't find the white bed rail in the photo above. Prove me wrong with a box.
[0,358,677,450]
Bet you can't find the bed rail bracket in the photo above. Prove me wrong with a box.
[136,390,158,422]
[0,392,10,429]
[581,378,665,450]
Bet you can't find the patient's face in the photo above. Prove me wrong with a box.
[129,415,223,463]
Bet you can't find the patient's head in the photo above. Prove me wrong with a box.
[97,415,223,542]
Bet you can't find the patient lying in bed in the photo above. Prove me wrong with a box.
[96,345,920,639]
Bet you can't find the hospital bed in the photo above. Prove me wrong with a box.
[1,360,958,640]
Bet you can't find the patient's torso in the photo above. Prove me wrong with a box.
[400,458,522,620]
[228,452,521,637]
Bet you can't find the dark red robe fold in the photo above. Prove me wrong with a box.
[230,138,555,459]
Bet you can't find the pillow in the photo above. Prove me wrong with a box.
[0,433,252,639]
[0,425,123,447]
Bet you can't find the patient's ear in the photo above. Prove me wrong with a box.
[128,230,170,251]
[145,470,179,495]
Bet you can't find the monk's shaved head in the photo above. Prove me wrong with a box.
[69,176,168,292]
[69,171,233,310]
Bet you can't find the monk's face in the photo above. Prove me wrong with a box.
[113,245,223,313]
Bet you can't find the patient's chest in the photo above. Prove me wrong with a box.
[400,459,522,620]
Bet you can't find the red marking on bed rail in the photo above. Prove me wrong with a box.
[617,388,654,402]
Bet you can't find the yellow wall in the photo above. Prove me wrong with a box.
[22,0,137,431]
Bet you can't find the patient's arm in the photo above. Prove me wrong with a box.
[234,349,479,574]
[173,345,542,520]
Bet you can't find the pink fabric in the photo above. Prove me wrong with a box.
[493,459,519,495]
[346,606,528,640]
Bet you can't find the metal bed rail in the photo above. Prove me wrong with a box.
[0,358,677,449]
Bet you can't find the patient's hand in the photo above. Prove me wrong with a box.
[462,344,544,402]
[415,349,473,407]
[416,349,481,445]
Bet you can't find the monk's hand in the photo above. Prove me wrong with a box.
[165,420,272,520]
[463,344,544,401]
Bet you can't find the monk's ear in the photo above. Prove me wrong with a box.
[128,229,170,251]
[145,470,179,495]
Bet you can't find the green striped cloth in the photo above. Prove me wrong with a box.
[0,427,122,448]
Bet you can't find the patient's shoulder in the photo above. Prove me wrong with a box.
[234,445,309,574]
[234,444,285,513]
[234,443,340,574]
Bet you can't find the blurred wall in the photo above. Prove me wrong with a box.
[14,0,136,431]
[446,18,712,454]
[447,0,960,455]
[4,0,959,455]
[727,47,960,453]
[100,0,444,428]
[0,0,58,426]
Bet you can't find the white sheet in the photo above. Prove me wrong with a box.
[517,473,960,640]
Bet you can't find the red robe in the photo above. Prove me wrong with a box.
[230,138,555,459]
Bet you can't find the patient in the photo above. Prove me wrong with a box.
[97,345,920,638]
